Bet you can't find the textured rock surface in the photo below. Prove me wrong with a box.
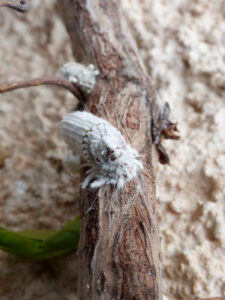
[0,0,224,299]
[122,0,225,299]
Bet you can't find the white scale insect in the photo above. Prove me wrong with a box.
[59,111,143,189]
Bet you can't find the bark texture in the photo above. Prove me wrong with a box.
[59,1,162,299]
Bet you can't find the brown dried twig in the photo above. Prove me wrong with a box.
[152,102,180,164]
[0,0,28,13]
[166,296,225,300]
[0,76,82,102]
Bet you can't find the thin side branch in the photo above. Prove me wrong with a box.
[152,102,180,164]
[166,296,225,300]
[0,0,28,13]
[0,76,82,101]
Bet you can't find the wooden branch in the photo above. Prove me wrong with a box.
[0,1,28,13]
[0,76,82,101]
[165,296,225,300]
[59,1,163,299]
[197,298,225,300]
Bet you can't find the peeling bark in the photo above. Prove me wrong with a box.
[59,1,163,299]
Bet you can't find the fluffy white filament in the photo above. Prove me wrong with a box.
[59,111,143,189]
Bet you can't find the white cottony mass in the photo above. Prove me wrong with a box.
[60,62,99,95]
[59,111,143,189]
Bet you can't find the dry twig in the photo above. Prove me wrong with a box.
[59,1,166,299]
[166,296,225,300]
[0,76,82,102]
[0,0,28,13]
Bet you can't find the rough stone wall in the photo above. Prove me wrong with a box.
[122,0,225,299]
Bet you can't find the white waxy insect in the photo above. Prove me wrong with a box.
[60,62,99,95]
[59,111,143,189]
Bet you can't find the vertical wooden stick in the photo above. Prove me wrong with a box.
[59,1,163,299]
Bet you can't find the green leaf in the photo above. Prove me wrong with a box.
[0,216,80,260]
[19,229,56,241]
